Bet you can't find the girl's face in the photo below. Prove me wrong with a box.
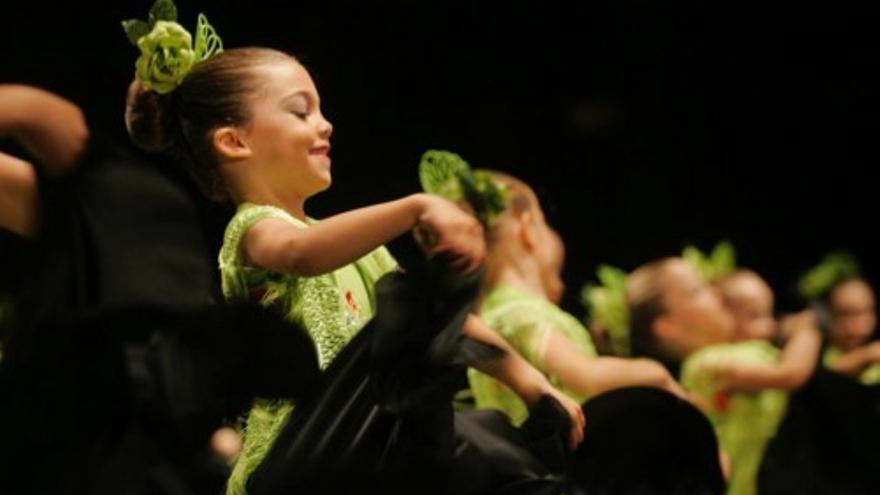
[829,279,876,351]
[241,60,334,199]
[656,260,735,354]
[720,274,777,341]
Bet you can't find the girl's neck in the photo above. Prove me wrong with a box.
[492,264,549,302]
[233,181,309,221]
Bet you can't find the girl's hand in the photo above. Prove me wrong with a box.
[415,194,485,272]
[542,385,586,451]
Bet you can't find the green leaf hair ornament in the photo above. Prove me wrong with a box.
[682,240,737,283]
[797,251,860,301]
[418,150,507,229]
[581,265,631,356]
[122,0,223,94]
[194,14,224,62]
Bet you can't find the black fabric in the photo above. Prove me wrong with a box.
[757,368,880,495]
[0,303,320,495]
[248,259,503,495]
[451,406,564,495]
[3,129,217,368]
[571,387,725,495]
[0,127,293,495]
[453,386,727,495]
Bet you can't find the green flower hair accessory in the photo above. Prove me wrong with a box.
[682,240,737,283]
[581,265,631,356]
[122,0,223,94]
[797,251,860,301]
[419,150,507,229]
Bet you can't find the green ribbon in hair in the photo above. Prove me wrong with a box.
[122,0,224,94]
[581,265,631,356]
[797,251,860,301]
[418,150,507,229]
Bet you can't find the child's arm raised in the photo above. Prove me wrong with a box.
[713,311,821,392]
[244,193,484,276]
[0,84,89,175]
[0,85,90,237]
[541,332,686,399]
[826,341,880,377]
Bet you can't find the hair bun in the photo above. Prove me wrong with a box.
[125,79,178,152]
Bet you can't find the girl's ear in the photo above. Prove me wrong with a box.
[518,211,538,252]
[213,126,252,160]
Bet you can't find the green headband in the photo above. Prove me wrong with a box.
[122,0,223,94]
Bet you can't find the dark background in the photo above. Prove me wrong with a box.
[3,1,877,315]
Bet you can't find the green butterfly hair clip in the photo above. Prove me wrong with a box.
[797,251,860,301]
[682,240,737,283]
[418,150,507,229]
[581,264,631,356]
[122,0,223,94]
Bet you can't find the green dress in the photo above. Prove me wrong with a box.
[680,341,788,495]
[468,284,597,425]
[219,203,398,495]
[823,346,880,385]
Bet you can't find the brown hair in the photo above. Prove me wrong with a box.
[126,47,295,201]
[478,171,542,287]
[484,172,538,232]
[625,258,679,361]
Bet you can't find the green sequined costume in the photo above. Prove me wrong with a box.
[680,341,788,495]
[468,284,597,425]
[219,203,398,495]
